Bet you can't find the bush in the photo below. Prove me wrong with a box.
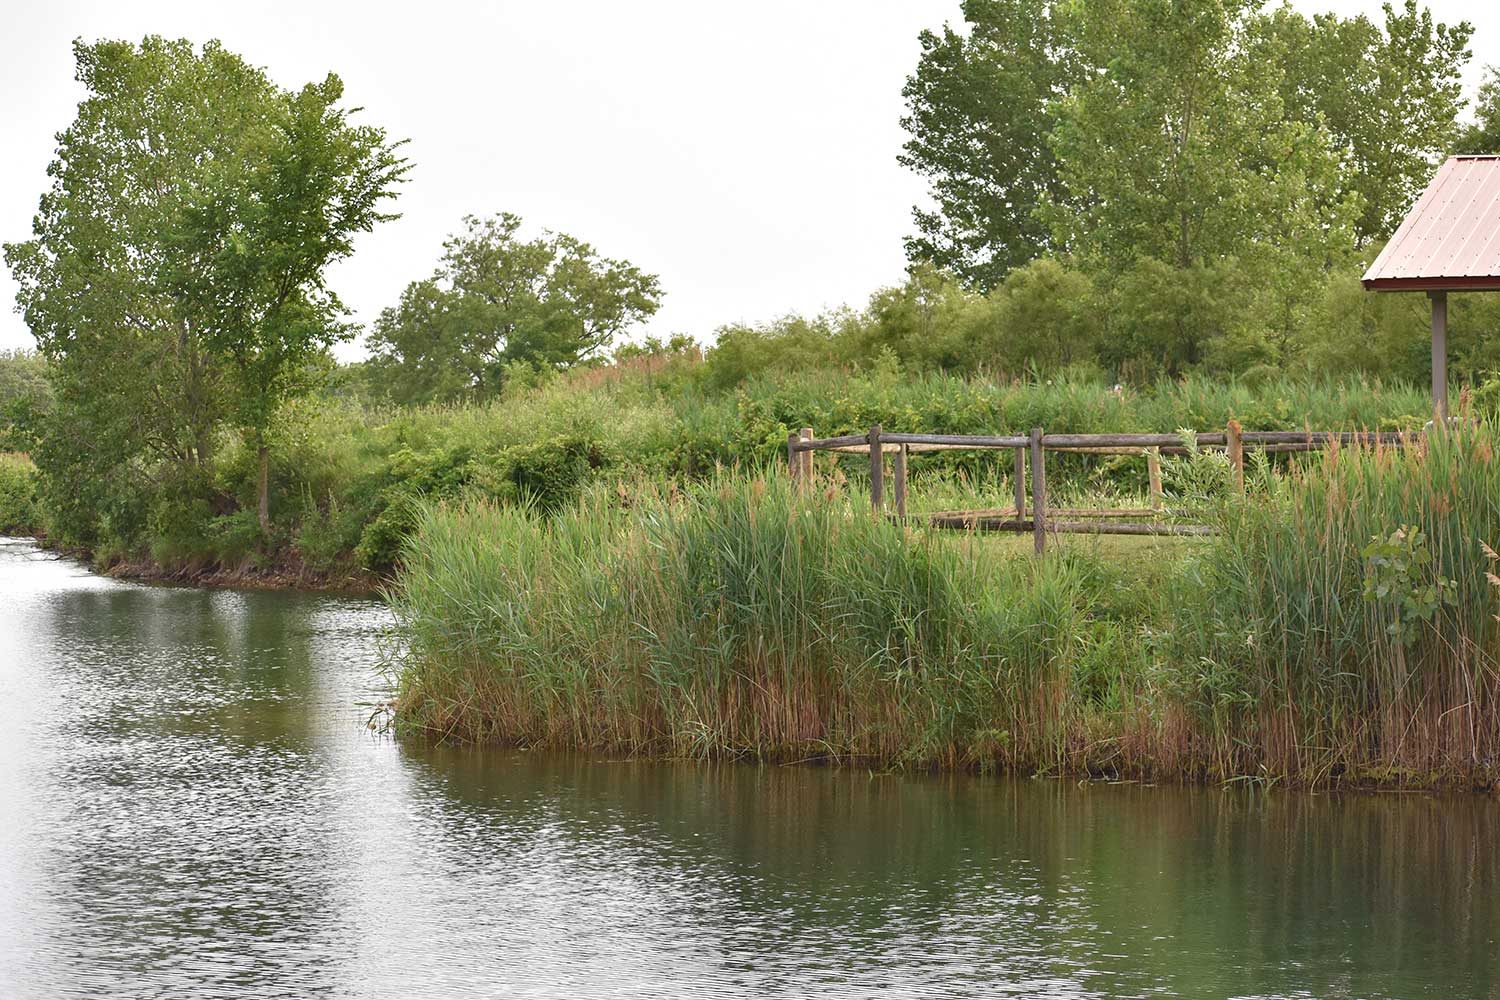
[0,455,39,535]
[296,491,364,575]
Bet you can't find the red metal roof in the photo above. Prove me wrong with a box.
[1363,156,1500,291]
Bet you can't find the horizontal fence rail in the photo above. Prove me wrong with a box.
[788,422,1421,554]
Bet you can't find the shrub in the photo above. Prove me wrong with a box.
[0,455,39,535]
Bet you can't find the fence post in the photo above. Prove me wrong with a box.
[892,443,908,519]
[788,431,801,490]
[800,426,814,483]
[1013,446,1027,519]
[869,424,884,518]
[1030,427,1046,556]
[1147,447,1163,509]
[1226,419,1244,491]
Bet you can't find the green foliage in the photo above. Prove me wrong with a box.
[1255,0,1472,243]
[1159,431,1236,516]
[3,36,408,542]
[1177,421,1500,780]
[0,351,50,453]
[296,491,363,575]
[690,256,1500,386]
[1361,525,1457,646]
[367,213,662,404]
[0,456,39,536]
[900,0,1068,288]
[386,419,1500,787]
[481,435,611,511]
[901,0,1473,371]
[11,321,1437,578]
[353,444,477,572]
[1456,65,1500,154]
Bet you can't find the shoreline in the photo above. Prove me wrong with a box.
[386,729,1500,795]
[104,557,381,596]
[11,533,380,596]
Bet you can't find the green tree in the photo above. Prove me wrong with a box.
[0,350,51,452]
[900,0,1071,290]
[1045,0,1358,373]
[902,0,1471,295]
[368,213,661,404]
[1253,0,1472,243]
[1456,66,1500,154]
[4,37,407,537]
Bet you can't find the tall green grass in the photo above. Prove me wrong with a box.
[1177,422,1500,784]
[388,420,1500,787]
[387,477,1165,770]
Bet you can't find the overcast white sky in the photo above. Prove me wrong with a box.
[2,1,1498,359]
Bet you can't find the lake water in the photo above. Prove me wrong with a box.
[1,536,1497,998]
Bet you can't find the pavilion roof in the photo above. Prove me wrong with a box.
[1363,155,1500,292]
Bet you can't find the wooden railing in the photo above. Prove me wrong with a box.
[787,423,1414,554]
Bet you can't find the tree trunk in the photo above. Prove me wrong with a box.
[257,439,271,535]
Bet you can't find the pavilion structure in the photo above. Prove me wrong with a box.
[1362,154,1500,419]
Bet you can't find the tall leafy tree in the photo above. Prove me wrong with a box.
[1253,0,1472,243]
[1046,0,1359,371]
[5,37,407,536]
[903,0,1472,292]
[368,213,661,404]
[1456,66,1500,154]
[899,0,1071,290]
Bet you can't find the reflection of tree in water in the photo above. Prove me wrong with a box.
[402,748,1500,997]
[23,583,385,996]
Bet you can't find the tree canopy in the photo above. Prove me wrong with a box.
[899,0,1476,375]
[367,213,662,404]
[4,37,407,540]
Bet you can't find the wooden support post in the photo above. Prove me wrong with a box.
[892,444,908,519]
[1147,447,1163,509]
[788,431,801,490]
[868,424,884,517]
[1013,446,1027,519]
[1226,419,1244,491]
[1030,427,1046,556]
[800,426,814,482]
[1431,291,1449,421]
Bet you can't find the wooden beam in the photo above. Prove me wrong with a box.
[1030,427,1046,556]
[892,443,908,519]
[868,424,883,518]
[1013,446,1026,520]
[1431,291,1449,421]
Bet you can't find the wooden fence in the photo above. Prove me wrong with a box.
[787,422,1413,554]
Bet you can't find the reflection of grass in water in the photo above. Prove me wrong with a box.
[397,747,1500,998]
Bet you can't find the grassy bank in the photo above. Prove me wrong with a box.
[386,423,1500,788]
[26,360,1436,583]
